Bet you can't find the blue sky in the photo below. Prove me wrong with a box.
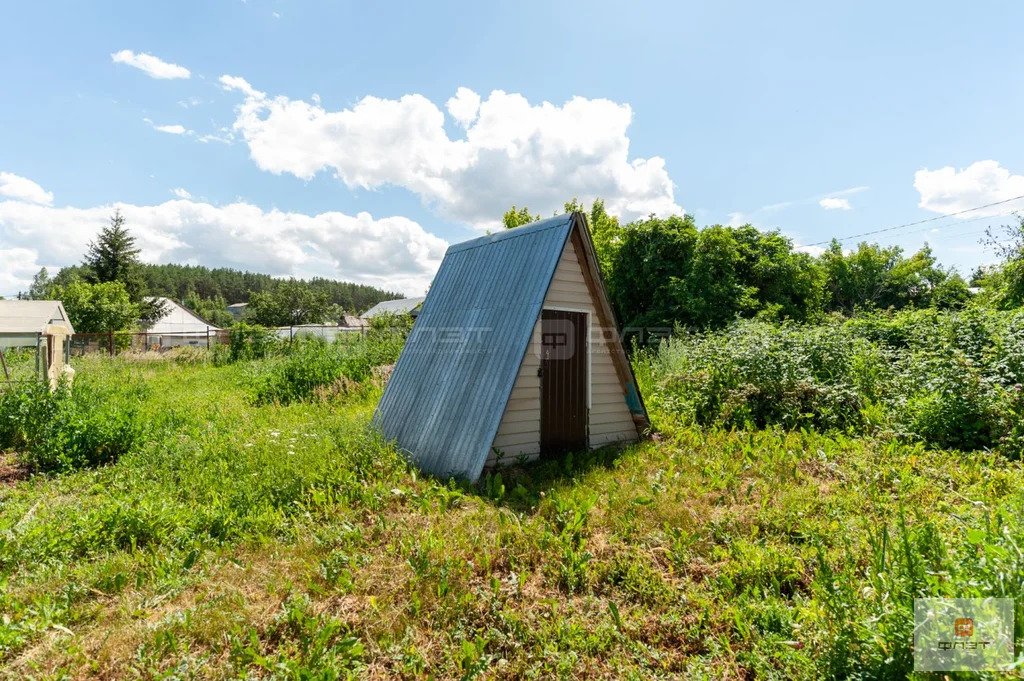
[2,0,1023,297]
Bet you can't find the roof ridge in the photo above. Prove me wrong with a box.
[447,214,574,255]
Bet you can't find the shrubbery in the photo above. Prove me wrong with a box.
[251,314,412,405]
[224,322,281,362]
[0,377,148,472]
[638,308,1024,455]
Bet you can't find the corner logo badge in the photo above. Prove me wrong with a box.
[914,598,1013,671]
[954,618,973,638]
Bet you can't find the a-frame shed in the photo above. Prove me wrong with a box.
[374,212,648,482]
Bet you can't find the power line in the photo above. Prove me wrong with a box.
[870,211,1015,244]
[805,194,1024,246]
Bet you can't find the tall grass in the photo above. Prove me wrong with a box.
[250,314,411,404]
[3,308,1024,677]
[0,377,148,472]
[638,308,1024,455]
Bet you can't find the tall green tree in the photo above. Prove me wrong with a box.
[247,280,331,327]
[84,211,142,294]
[608,217,825,329]
[53,280,140,333]
[587,199,622,282]
[729,225,825,321]
[820,240,953,313]
[82,210,165,323]
[182,289,235,328]
[28,267,53,300]
[502,205,540,229]
[981,216,1024,309]
[608,214,700,329]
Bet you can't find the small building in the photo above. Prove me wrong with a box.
[375,212,648,482]
[362,297,425,319]
[340,315,369,330]
[0,300,75,345]
[226,302,248,320]
[0,300,75,388]
[143,297,220,348]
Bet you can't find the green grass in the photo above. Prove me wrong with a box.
[1,352,1023,678]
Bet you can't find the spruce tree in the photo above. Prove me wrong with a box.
[85,210,141,291]
[83,210,165,323]
[28,267,52,299]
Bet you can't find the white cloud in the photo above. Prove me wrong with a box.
[111,50,190,80]
[819,197,852,210]
[446,87,481,128]
[793,243,826,257]
[0,172,53,205]
[155,123,188,135]
[728,185,868,225]
[144,118,192,135]
[915,160,1024,216]
[219,78,682,228]
[198,134,231,144]
[726,211,749,226]
[219,74,261,98]
[198,128,234,144]
[0,175,447,296]
[0,247,48,295]
[171,187,191,199]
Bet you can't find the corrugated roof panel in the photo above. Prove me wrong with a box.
[374,215,574,481]
[362,297,426,318]
[0,300,75,335]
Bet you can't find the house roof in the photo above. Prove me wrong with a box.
[362,297,425,318]
[0,300,75,335]
[341,315,369,328]
[143,297,220,334]
[374,214,589,481]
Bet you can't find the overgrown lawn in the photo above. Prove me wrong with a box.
[0,349,1022,678]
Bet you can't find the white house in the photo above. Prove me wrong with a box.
[143,297,220,348]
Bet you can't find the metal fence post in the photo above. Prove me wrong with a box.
[35,333,41,378]
[206,326,211,349]
[108,331,114,356]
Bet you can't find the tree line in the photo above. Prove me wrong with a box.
[24,212,403,333]
[504,199,1024,330]
[20,202,1024,335]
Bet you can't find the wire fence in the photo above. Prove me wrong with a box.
[0,345,43,384]
[67,325,369,357]
[0,332,72,387]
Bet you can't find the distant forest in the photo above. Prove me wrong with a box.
[52,262,402,314]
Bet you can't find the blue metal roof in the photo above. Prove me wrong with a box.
[374,214,575,481]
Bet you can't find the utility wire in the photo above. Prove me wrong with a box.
[870,211,1016,244]
[804,194,1024,246]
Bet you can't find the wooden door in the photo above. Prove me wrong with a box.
[540,309,587,455]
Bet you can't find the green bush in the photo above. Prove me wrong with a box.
[0,378,148,472]
[226,322,281,363]
[251,314,411,405]
[0,381,51,451]
[644,319,874,432]
[641,308,1024,455]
